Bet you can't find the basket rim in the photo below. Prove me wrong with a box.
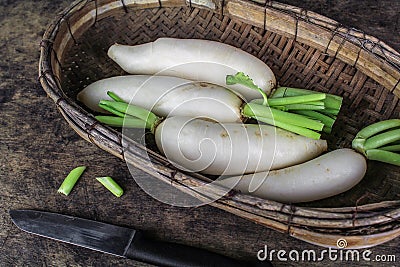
[38,0,400,249]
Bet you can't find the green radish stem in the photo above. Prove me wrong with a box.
[352,119,400,153]
[354,119,400,139]
[294,110,335,129]
[271,87,343,111]
[323,126,332,134]
[365,149,400,166]
[318,109,341,116]
[95,116,149,129]
[250,98,326,110]
[98,102,126,117]
[58,166,86,196]
[99,100,159,129]
[107,91,126,103]
[352,119,400,167]
[256,94,326,106]
[273,103,325,111]
[363,128,400,150]
[250,116,321,140]
[379,144,400,152]
[96,176,124,197]
[243,103,324,131]
[97,100,161,133]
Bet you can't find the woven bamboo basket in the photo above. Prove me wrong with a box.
[39,0,400,249]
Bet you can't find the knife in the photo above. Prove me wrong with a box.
[10,210,272,267]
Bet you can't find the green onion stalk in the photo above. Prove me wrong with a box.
[352,119,400,166]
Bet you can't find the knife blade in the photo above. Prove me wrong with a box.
[10,210,272,267]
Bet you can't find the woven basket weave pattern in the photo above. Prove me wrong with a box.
[60,6,400,205]
[40,0,400,248]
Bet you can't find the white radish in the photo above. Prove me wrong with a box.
[218,148,367,203]
[77,75,243,122]
[107,38,276,101]
[154,116,327,176]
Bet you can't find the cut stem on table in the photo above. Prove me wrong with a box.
[58,166,86,196]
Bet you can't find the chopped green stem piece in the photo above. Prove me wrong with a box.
[365,149,400,166]
[363,128,400,150]
[318,109,340,116]
[250,99,325,110]
[226,72,268,105]
[272,87,316,98]
[98,102,126,117]
[96,116,149,129]
[96,176,124,197]
[322,126,332,134]
[325,113,338,119]
[243,103,324,131]
[272,87,342,111]
[354,119,400,140]
[320,96,341,111]
[58,166,86,196]
[255,116,321,139]
[107,91,126,103]
[277,103,325,111]
[266,93,326,106]
[99,100,159,126]
[294,110,335,128]
[290,101,325,106]
[379,144,400,152]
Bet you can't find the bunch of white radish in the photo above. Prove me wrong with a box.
[77,37,388,203]
[78,74,334,139]
[89,98,368,203]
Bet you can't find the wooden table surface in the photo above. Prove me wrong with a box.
[1,1,399,266]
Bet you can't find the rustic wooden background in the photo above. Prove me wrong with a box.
[0,0,399,266]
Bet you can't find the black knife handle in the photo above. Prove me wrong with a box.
[125,232,272,267]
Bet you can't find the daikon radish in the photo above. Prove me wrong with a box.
[154,117,327,175]
[107,38,276,100]
[77,75,243,122]
[218,148,367,203]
